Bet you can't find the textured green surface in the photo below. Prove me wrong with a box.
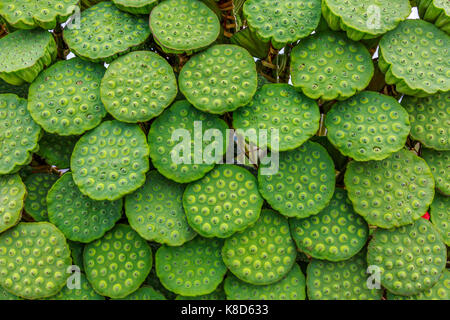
[233,83,320,152]
[367,219,446,296]
[0,285,21,300]
[176,286,226,300]
[429,193,449,246]
[84,224,152,299]
[146,266,177,300]
[401,93,449,151]
[24,173,59,222]
[224,263,306,300]
[0,222,72,299]
[345,149,435,228]
[101,51,177,123]
[322,0,411,40]
[155,237,227,296]
[418,0,450,34]
[0,174,25,233]
[291,31,374,101]
[114,286,166,300]
[0,94,41,175]
[37,133,79,169]
[183,165,263,238]
[28,58,106,136]
[113,0,158,14]
[47,173,123,243]
[47,273,105,300]
[290,188,369,262]
[71,120,150,201]
[125,170,196,246]
[222,209,296,285]
[258,141,336,218]
[379,19,450,96]
[179,44,258,114]
[243,0,321,48]
[326,91,411,161]
[150,0,220,52]
[148,100,229,183]
[422,148,449,195]
[63,2,151,63]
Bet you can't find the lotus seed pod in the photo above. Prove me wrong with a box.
[155,237,227,296]
[114,286,166,300]
[310,136,348,172]
[101,51,178,123]
[113,0,158,14]
[222,209,297,285]
[24,172,59,222]
[63,2,151,63]
[0,222,72,299]
[379,19,450,97]
[0,174,25,233]
[183,165,264,238]
[179,44,258,114]
[322,0,411,41]
[401,92,450,151]
[71,120,150,201]
[146,267,177,300]
[36,133,79,169]
[45,273,105,300]
[233,83,320,152]
[345,149,435,228]
[148,100,229,183]
[28,57,106,136]
[84,224,153,299]
[325,91,411,161]
[224,263,306,300]
[291,31,374,101]
[290,188,369,262]
[0,29,57,85]
[417,0,450,34]
[47,173,123,243]
[429,193,449,246]
[150,0,220,53]
[258,141,336,219]
[367,218,446,296]
[243,0,321,49]
[125,170,197,246]
[422,148,449,195]
[0,285,22,300]
[176,286,226,300]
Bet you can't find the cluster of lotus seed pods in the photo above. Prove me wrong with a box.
[0,0,448,301]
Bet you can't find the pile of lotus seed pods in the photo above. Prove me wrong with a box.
[0,0,448,300]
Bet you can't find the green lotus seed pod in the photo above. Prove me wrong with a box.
[345,149,435,228]
[325,91,411,161]
[24,172,59,222]
[258,141,336,219]
[422,148,449,195]
[222,209,297,285]
[155,236,227,296]
[114,286,166,300]
[84,224,152,299]
[176,286,226,300]
[0,174,25,233]
[379,19,449,97]
[0,222,72,299]
[63,2,151,63]
[310,136,348,172]
[0,285,21,300]
[179,44,258,114]
[36,133,79,169]
[146,267,177,300]
[101,51,177,123]
[68,240,85,272]
[46,273,105,300]
[71,120,150,201]
[291,31,374,101]
[367,218,446,296]
[183,165,264,238]
[417,0,450,34]
[113,0,158,14]
[429,193,449,246]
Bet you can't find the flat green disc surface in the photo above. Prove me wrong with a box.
[47,173,123,243]
[84,224,152,299]
[307,251,382,300]
[48,273,105,300]
[0,94,41,175]
[291,31,374,101]
[113,0,158,14]
[233,83,320,152]
[422,148,449,195]
[125,170,196,246]
[0,222,72,299]
[155,237,227,296]
[150,0,220,52]
[183,165,264,238]
[101,51,177,123]
[345,149,435,228]
[24,173,59,222]
[63,2,151,63]
[148,100,229,183]
[430,193,449,246]
[290,188,369,262]
[243,0,321,48]
[222,209,297,285]
[224,263,306,300]
[401,93,449,151]
[325,91,411,161]
[179,44,258,114]
[0,174,25,233]
[367,218,446,296]
[71,120,150,201]
[114,286,166,300]
[28,58,106,136]
[258,141,336,218]
[37,133,79,169]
